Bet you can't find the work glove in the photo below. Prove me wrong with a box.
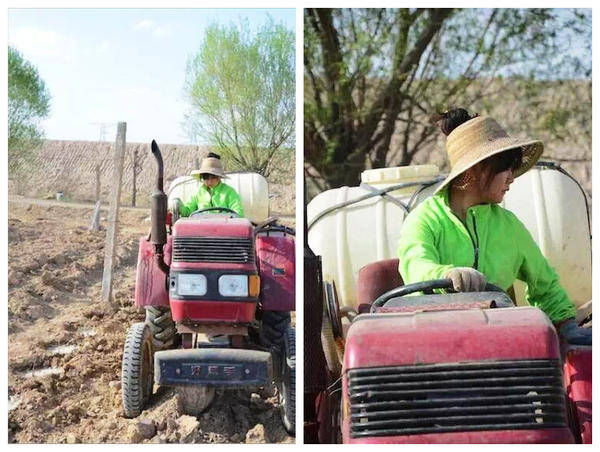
[445,267,487,292]
[557,318,592,346]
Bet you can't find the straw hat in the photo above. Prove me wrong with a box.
[190,156,228,179]
[434,116,544,194]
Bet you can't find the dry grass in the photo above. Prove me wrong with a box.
[8,140,296,215]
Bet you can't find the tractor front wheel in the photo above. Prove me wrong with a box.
[122,322,154,418]
[261,311,291,348]
[145,306,176,350]
[279,325,296,436]
[176,385,215,416]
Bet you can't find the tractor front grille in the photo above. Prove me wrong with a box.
[348,359,567,438]
[172,237,254,263]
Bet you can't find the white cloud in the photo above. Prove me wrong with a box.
[9,27,75,62]
[133,19,172,37]
[153,24,173,37]
[133,19,154,31]
[97,41,111,54]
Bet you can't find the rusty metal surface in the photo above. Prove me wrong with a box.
[176,323,249,336]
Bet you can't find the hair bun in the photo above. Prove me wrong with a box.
[439,108,478,136]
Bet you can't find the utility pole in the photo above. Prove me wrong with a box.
[90,122,116,142]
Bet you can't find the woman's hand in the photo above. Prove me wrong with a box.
[557,318,592,346]
[445,267,487,292]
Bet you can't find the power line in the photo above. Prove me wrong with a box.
[89,122,117,142]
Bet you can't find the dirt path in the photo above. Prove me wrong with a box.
[8,195,295,222]
[7,200,294,444]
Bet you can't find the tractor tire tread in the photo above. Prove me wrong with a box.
[122,322,153,419]
[145,306,176,350]
[280,325,296,436]
[261,311,291,348]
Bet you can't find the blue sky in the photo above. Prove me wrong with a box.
[8,8,296,145]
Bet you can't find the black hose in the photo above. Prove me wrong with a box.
[256,225,296,236]
[307,177,444,232]
[535,161,591,236]
[154,245,170,275]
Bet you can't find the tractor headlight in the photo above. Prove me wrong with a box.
[177,273,207,296]
[218,275,249,297]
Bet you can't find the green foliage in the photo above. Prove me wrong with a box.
[8,46,51,169]
[185,19,295,177]
[304,8,591,192]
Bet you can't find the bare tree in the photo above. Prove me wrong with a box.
[304,8,591,191]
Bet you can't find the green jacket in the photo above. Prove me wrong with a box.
[179,181,244,217]
[397,188,575,323]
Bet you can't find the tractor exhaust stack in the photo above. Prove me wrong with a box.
[150,139,169,274]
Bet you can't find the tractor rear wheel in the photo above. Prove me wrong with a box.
[261,311,291,348]
[145,306,176,350]
[279,325,296,436]
[122,322,154,418]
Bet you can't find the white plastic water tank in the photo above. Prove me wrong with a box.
[307,165,441,309]
[167,172,269,223]
[307,164,591,309]
[502,166,591,308]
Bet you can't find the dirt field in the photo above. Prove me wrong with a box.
[7,199,294,444]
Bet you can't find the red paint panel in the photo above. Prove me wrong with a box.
[171,261,256,272]
[378,301,491,313]
[342,422,573,444]
[344,307,560,370]
[256,234,295,312]
[170,299,256,323]
[173,217,253,238]
[563,347,592,444]
[134,236,172,307]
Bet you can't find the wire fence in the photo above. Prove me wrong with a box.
[8,140,296,211]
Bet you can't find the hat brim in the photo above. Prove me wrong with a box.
[433,139,543,195]
[190,169,228,179]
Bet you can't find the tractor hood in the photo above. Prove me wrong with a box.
[344,307,560,370]
[173,217,253,239]
[170,217,256,273]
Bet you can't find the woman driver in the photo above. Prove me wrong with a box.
[178,152,244,218]
[397,108,590,345]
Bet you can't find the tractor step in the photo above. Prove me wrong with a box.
[154,348,272,387]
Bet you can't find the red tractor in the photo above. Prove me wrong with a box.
[122,141,295,436]
[305,163,591,444]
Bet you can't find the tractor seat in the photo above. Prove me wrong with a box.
[356,258,403,314]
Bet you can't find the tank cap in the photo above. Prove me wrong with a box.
[361,165,439,184]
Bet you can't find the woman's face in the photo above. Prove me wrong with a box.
[478,168,515,204]
[202,174,221,188]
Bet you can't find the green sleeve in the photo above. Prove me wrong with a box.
[179,193,198,217]
[515,217,575,323]
[398,210,454,285]
[227,189,244,217]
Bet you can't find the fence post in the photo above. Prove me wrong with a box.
[95,164,101,202]
[132,148,138,207]
[89,164,102,231]
[101,122,126,310]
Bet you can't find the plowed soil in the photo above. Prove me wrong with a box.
[7,199,294,444]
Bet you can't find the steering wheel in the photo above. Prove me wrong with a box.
[189,207,239,218]
[370,278,508,313]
